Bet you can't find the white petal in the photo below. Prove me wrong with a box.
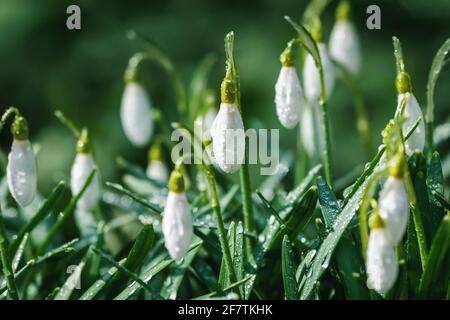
[366,229,398,295]
[7,139,37,207]
[275,66,303,129]
[301,103,324,158]
[74,209,97,236]
[162,191,193,260]
[146,160,169,183]
[303,43,335,102]
[70,153,101,212]
[378,176,409,244]
[210,103,245,173]
[329,21,361,75]
[120,82,153,146]
[398,93,425,155]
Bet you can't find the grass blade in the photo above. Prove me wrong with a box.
[427,151,445,236]
[9,181,66,256]
[281,235,298,300]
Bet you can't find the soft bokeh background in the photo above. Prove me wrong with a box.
[1,0,449,193]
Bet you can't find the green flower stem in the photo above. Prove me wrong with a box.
[203,164,237,285]
[126,30,187,117]
[318,69,333,188]
[0,210,19,299]
[0,107,20,134]
[224,32,256,257]
[54,110,81,138]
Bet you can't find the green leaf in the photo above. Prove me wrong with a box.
[218,221,236,289]
[286,164,322,203]
[243,186,318,299]
[300,147,384,299]
[190,259,219,293]
[316,177,369,299]
[281,235,298,300]
[79,261,122,300]
[427,152,445,236]
[233,221,244,296]
[116,157,165,189]
[419,214,450,299]
[54,261,86,300]
[114,240,203,300]
[426,38,450,154]
[9,181,66,256]
[160,237,201,299]
[406,214,422,296]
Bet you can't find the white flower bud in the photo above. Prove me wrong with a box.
[275,66,303,129]
[70,153,101,212]
[120,82,153,147]
[146,160,169,183]
[329,20,361,75]
[398,92,425,156]
[366,228,398,295]
[210,103,245,173]
[162,191,193,260]
[301,103,324,158]
[303,43,335,102]
[6,139,37,207]
[378,176,409,244]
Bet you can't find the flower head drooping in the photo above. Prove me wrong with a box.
[378,153,409,244]
[396,72,425,155]
[366,210,399,295]
[146,140,168,183]
[210,65,245,173]
[70,129,101,212]
[120,59,153,147]
[162,167,193,260]
[6,113,37,207]
[303,17,335,102]
[329,1,361,75]
[275,41,303,129]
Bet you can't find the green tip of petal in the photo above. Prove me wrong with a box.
[149,141,163,161]
[280,43,295,67]
[77,128,91,154]
[336,0,351,21]
[11,115,29,140]
[369,211,385,229]
[168,167,185,193]
[396,71,412,94]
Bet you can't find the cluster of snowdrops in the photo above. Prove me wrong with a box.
[1,1,447,299]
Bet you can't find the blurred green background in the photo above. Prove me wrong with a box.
[1,0,449,193]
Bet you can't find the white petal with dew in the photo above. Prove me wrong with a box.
[329,21,361,75]
[162,191,193,260]
[275,66,303,129]
[70,153,101,212]
[7,139,37,207]
[398,93,425,156]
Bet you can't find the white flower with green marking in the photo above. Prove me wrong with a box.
[162,169,193,260]
[398,92,425,155]
[6,115,37,208]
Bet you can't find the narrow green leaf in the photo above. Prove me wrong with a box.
[116,156,165,189]
[426,38,450,155]
[300,147,384,299]
[160,238,201,299]
[9,181,66,256]
[54,261,86,300]
[286,164,322,203]
[406,214,422,296]
[114,240,202,300]
[316,176,369,299]
[218,221,236,289]
[427,152,445,236]
[190,259,219,293]
[282,235,298,300]
[419,214,450,299]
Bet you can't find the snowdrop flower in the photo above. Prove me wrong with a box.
[275,43,303,129]
[378,160,409,244]
[6,115,37,207]
[329,0,361,75]
[366,213,398,295]
[120,66,153,147]
[70,129,101,212]
[396,72,425,156]
[210,66,245,173]
[162,168,193,260]
[146,142,168,183]
[303,19,335,102]
[301,102,323,158]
